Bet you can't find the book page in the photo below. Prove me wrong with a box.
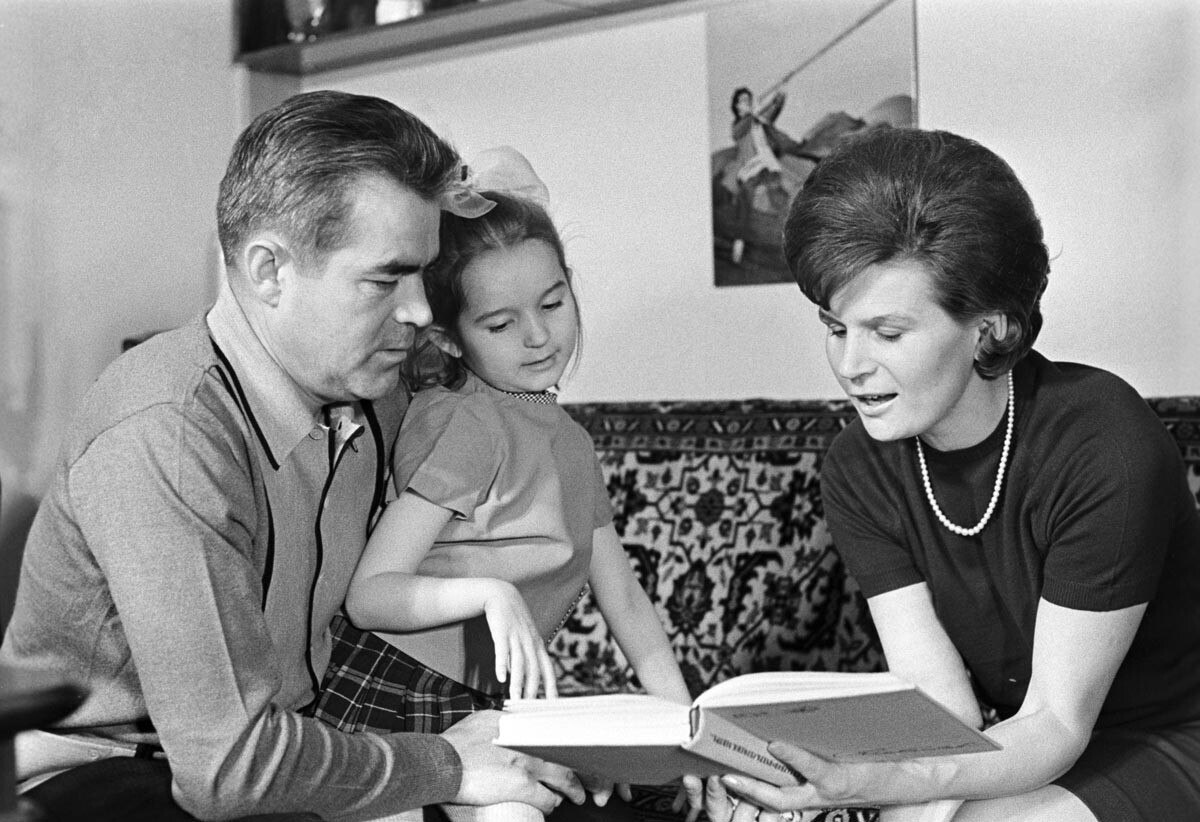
[696,671,909,707]
[497,694,691,746]
[703,688,998,761]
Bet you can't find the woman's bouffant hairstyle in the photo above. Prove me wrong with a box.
[401,192,580,391]
[783,127,1050,379]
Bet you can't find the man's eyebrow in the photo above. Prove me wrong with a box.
[373,260,424,276]
[817,308,839,324]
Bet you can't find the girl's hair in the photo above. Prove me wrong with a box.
[783,127,1050,379]
[402,191,580,390]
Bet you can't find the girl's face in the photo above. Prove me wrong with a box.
[819,259,999,450]
[454,239,578,395]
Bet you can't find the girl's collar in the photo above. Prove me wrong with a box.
[500,389,557,405]
[466,368,557,404]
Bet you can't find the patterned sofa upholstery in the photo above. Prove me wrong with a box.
[552,396,1200,822]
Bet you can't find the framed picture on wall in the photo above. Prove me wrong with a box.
[709,0,916,287]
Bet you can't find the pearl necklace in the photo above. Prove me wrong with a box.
[915,372,1014,537]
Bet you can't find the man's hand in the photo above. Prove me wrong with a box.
[481,580,557,699]
[442,711,585,813]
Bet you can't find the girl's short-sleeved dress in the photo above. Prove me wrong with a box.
[821,351,1200,820]
[314,371,613,734]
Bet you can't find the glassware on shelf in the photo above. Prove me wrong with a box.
[285,0,330,42]
[376,0,426,25]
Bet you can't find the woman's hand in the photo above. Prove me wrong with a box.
[481,579,557,699]
[705,775,781,822]
[704,744,897,819]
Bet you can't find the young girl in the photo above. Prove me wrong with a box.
[312,155,693,817]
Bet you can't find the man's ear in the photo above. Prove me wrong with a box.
[242,239,289,307]
[424,325,462,359]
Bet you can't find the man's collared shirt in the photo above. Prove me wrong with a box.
[1,284,460,818]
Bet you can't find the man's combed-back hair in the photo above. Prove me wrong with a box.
[217,90,460,266]
[783,127,1050,378]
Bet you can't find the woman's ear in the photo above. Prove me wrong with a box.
[424,325,463,359]
[977,313,1010,353]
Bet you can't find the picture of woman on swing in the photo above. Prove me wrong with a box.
[708,0,915,287]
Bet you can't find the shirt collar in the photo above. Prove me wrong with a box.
[206,281,333,463]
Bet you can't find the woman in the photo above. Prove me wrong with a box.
[704,127,1200,821]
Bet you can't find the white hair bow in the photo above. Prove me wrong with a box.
[438,145,551,218]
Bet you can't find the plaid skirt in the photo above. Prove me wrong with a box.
[311,614,504,735]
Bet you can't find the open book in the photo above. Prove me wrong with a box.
[495,671,999,786]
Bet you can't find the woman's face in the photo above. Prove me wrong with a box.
[819,260,997,450]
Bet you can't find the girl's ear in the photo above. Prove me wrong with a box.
[424,325,463,359]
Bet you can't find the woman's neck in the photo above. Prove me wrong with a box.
[920,371,1012,452]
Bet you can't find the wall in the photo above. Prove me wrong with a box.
[0,1,240,494]
[309,2,855,403]
[917,0,1200,398]
[2,0,1198,494]
[301,0,1200,404]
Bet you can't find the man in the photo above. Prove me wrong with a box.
[0,90,582,821]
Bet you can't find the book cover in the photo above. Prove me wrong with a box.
[495,672,999,786]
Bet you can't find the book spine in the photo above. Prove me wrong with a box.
[684,706,801,787]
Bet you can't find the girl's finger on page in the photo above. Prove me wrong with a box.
[493,636,509,685]
[524,655,541,699]
[539,648,558,698]
[509,647,526,700]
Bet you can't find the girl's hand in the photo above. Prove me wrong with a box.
[481,580,557,699]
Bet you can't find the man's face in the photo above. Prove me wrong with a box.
[265,176,439,405]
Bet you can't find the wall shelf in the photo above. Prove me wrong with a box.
[236,0,692,76]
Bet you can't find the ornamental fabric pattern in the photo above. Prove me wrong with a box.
[553,398,885,697]
[1151,395,1200,508]
[552,399,884,822]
